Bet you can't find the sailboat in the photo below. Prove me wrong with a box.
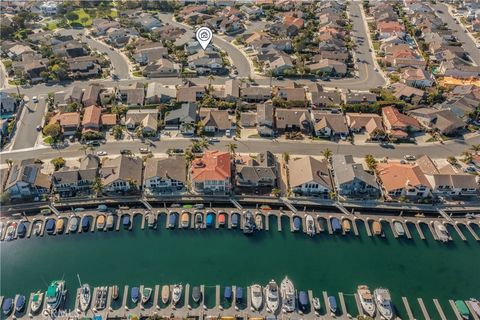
[77,274,91,313]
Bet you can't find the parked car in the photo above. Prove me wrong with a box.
[226,129,232,138]
[404,155,416,161]
[97,151,108,156]
[120,149,131,155]
[36,125,42,131]
[32,96,39,103]
[139,147,149,154]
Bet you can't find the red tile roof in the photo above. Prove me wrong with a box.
[190,151,231,182]
[382,106,420,130]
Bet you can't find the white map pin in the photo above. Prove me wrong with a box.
[196,27,213,50]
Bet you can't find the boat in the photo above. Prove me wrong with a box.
[224,286,232,301]
[306,214,315,236]
[45,219,55,234]
[194,212,203,229]
[97,216,105,230]
[79,284,91,312]
[394,221,405,236]
[56,219,64,233]
[342,219,351,233]
[30,291,43,314]
[112,286,119,300]
[455,300,470,319]
[206,212,215,228]
[328,296,337,314]
[147,214,156,228]
[122,215,131,229]
[266,280,279,313]
[181,212,189,228]
[218,213,226,226]
[192,286,201,303]
[142,287,152,304]
[299,291,308,311]
[434,221,449,242]
[231,213,239,228]
[33,223,42,236]
[2,298,12,315]
[82,217,90,232]
[5,222,17,240]
[293,216,301,231]
[15,294,26,312]
[312,297,321,311]
[95,286,107,310]
[45,280,66,315]
[68,216,79,232]
[357,285,376,317]
[372,221,382,236]
[161,285,170,304]
[281,276,295,312]
[243,211,255,234]
[106,215,115,230]
[331,218,342,233]
[17,222,27,238]
[250,284,263,310]
[255,214,263,230]
[131,287,139,304]
[374,288,394,320]
[168,212,177,228]
[468,298,480,317]
[236,287,243,303]
[172,284,183,305]
[98,204,108,212]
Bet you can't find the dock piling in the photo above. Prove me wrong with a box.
[433,299,447,320]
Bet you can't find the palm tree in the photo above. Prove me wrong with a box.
[195,121,205,137]
[282,152,290,164]
[199,138,209,150]
[447,156,458,166]
[92,177,103,197]
[226,142,238,159]
[112,125,124,140]
[470,144,480,155]
[134,124,144,140]
[182,122,194,134]
[461,151,473,164]
[364,154,378,171]
[208,74,215,88]
[321,148,333,162]
[5,159,13,169]
[266,69,274,88]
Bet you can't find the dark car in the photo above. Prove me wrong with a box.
[120,149,131,155]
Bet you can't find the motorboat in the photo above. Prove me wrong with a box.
[468,298,480,317]
[2,298,12,315]
[95,286,107,310]
[45,219,55,235]
[45,280,66,315]
[455,300,470,319]
[106,215,115,230]
[68,216,79,233]
[250,284,263,310]
[14,294,26,312]
[224,286,232,301]
[292,216,301,232]
[280,276,295,312]
[434,221,449,242]
[374,288,394,320]
[181,212,190,228]
[97,216,105,230]
[55,219,64,233]
[218,213,226,226]
[357,285,376,317]
[231,213,239,228]
[206,212,215,228]
[97,204,108,212]
[312,297,321,311]
[17,222,27,238]
[142,287,152,304]
[192,286,201,303]
[372,221,382,236]
[255,214,263,230]
[298,291,308,312]
[131,287,139,304]
[394,221,405,236]
[112,286,119,300]
[194,212,203,229]
[30,291,43,314]
[328,296,337,314]
[342,219,351,233]
[161,285,170,304]
[265,280,279,313]
[235,287,243,303]
[5,223,17,241]
[82,217,90,232]
[79,284,91,312]
[306,215,315,236]
[122,216,131,229]
[147,214,156,228]
[331,218,342,233]
[33,223,42,236]
[243,211,255,234]
[168,212,177,228]
[172,284,183,306]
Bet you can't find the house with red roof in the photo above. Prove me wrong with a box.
[382,106,421,140]
[376,21,405,39]
[189,150,231,194]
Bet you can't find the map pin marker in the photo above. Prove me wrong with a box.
[196,27,213,50]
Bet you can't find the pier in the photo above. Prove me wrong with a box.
[449,299,463,320]
[433,298,448,320]
[417,298,431,320]
[402,296,415,320]
[466,300,480,320]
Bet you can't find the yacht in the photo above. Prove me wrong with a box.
[172,284,183,306]
[265,280,279,313]
[106,215,115,230]
[192,286,201,303]
[95,287,107,310]
[306,214,315,236]
[312,297,321,311]
[255,214,263,230]
[147,213,156,228]
[33,223,42,236]
[298,291,308,312]
[243,211,255,235]
[131,287,139,304]
[142,287,152,304]
[374,288,394,320]
[112,285,119,300]
[181,212,190,228]
[280,276,296,312]
[30,291,43,314]
[161,285,170,304]
[194,212,203,229]
[14,294,26,312]
[45,280,66,315]
[2,298,12,316]
[250,284,263,311]
[328,296,337,314]
[468,298,480,317]
[68,216,79,233]
[394,221,405,236]
[434,221,449,242]
[357,285,375,317]
[79,284,91,312]
[5,222,17,241]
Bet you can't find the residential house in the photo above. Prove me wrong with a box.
[377,163,431,199]
[143,58,180,78]
[117,83,145,106]
[106,28,139,47]
[332,155,380,198]
[146,82,176,104]
[289,156,332,196]
[82,84,102,107]
[101,156,143,193]
[135,13,162,31]
[51,155,100,197]
[346,113,385,139]
[376,21,405,39]
[67,56,101,79]
[164,103,198,135]
[4,159,51,199]
[0,92,17,114]
[125,109,159,135]
[311,112,349,138]
[49,112,81,136]
[401,67,434,88]
[241,86,271,102]
[390,83,425,104]
[101,114,117,128]
[143,156,186,194]
[82,105,102,133]
[63,86,84,105]
[274,84,306,107]
[199,109,234,134]
[308,59,347,76]
[257,101,274,136]
[382,106,421,139]
[92,18,120,35]
[408,108,466,135]
[426,174,478,197]
[189,150,231,194]
[240,112,257,128]
[188,51,225,75]
[176,82,206,103]
[40,1,58,15]
[235,151,277,189]
[133,43,168,65]
[345,92,377,104]
[275,108,311,133]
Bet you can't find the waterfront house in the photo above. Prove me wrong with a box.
[332,155,380,198]
[143,156,186,194]
[164,103,198,135]
[4,159,51,200]
[101,156,143,193]
[289,156,332,196]
[377,163,431,199]
[189,150,231,195]
[426,174,478,197]
[235,151,277,190]
[51,155,100,198]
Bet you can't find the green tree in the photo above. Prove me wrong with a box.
[226,142,238,159]
[43,123,62,139]
[111,125,124,140]
[282,152,290,164]
[364,154,378,171]
[470,144,480,154]
[321,148,333,162]
[51,157,66,171]
[134,124,144,140]
[461,151,473,163]
[92,177,103,197]
[447,156,458,166]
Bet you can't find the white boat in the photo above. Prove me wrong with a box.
[306,214,315,236]
[79,284,91,312]
[265,280,279,313]
[5,223,17,241]
[393,221,405,236]
[30,291,43,314]
[95,286,107,310]
[68,216,79,232]
[434,221,449,242]
[172,284,182,306]
[142,287,152,304]
[33,223,42,236]
[357,285,376,317]
[280,276,296,312]
[469,298,480,317]
[44,280,66,315]
[161,285,170,304]
[374,288,394,320]
[251,284,263,310]
[312,297,321,311]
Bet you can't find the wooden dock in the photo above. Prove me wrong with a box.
[338,292,348,317]
[354,293,363,316]
[433,298,447,320]
[184,284,190,308]
[466,300,480,320]
[449,299,463,320]
[153,285,160,308]
[417,298,431,320]
[215,285,220,308]
[415,223,426,240]
[122,285,129,310]
[466,224,480,241]
[364,220,372,237]
[402,296,414,320]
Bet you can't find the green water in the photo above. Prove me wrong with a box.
[1,215,479,319]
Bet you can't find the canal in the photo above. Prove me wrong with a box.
[1,214,479,319]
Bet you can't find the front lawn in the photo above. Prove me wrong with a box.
[66,9,93,28]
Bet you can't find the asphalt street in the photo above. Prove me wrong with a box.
[9,98,47,151]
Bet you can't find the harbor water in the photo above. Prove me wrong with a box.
[1,214,479,319]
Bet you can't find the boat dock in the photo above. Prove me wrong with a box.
[402,296,415,320]
[434,298,448,320]
[449,299,464,320]
[417,298,431,320]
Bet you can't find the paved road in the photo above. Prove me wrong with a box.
[0,60,8,89]
[10,98,47,150]
[430,3,480,66]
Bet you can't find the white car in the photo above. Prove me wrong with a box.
[32,96,39,103]
[97,151,108,156]
[404,155,416,161]
[139,147,149,154]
